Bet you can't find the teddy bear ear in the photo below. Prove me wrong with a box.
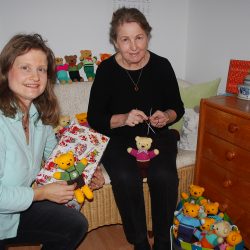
[135,136,140,141]
[148,138,152,143]
[69,151,74,156]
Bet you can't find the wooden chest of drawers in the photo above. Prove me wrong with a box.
[194,96,250,248]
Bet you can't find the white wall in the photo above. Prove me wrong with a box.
[0,0,188,78]
[1,0,250,94]
[186,0,250,93]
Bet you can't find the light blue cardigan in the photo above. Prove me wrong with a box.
[0,104,57,239]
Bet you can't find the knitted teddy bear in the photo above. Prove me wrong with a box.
[75,112,88,126]
[96,53,111,66]
[53,115,70,139]
[174,202,205,243]
[127,136,159,178]
[181,184,207,205]
[53,151,93,204]
[55,57,72,84]
[79,50,97,81]
[64,55,84,82]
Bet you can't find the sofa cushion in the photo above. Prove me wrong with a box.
[54,82,92,119]
[171,78,221,131]
[179,78,221,109]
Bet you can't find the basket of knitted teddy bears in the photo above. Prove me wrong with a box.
[171,184,244,250]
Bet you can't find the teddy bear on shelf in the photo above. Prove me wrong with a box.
[181,184,207,205]
[53,151,93,204]
[55,57,72,84]
[65,55,84,82]
[79,50,97,81]
[127,136,159,178]
[174,202,205,243]
[96,53,111,66]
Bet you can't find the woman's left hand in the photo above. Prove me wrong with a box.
[149,110,169,128]
[89,165,105,191]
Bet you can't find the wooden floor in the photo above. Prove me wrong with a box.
[7,225,154,250]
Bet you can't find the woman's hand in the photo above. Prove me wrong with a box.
[125,109,148,127]
[33,181,76,204]
[149,110,170,128]
[89,166,105,191]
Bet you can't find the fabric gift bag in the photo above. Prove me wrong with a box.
[36,121,109,210]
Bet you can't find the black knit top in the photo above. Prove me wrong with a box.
[87,51,184,138]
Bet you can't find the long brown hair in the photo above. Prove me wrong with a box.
[0,33,59,126]
[109,7,152,45]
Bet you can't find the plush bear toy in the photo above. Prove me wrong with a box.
[65,55,84,82]
[225,229,243,249]
[75,112,88,126]
[127,136,159,178]
[174,202,205,243]
[96,53,111,66]
[194,220,231,248]
[181,184,207,205]
[203,201,224,221]
[53,151,93,204]
[55,57,72,84]
[79,50,97,81]
[53,115,70,139]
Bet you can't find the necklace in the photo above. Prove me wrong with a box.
[125,68,143,92]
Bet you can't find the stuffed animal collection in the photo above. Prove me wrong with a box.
[127,136,159,178]
[173,184,244,249]
[53,151,93,204]
[55,51,112,84]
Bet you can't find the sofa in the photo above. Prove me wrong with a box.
[9,77,221,249]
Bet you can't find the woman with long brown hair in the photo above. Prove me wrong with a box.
[0,33,88,249]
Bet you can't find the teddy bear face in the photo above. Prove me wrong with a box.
[183,202,200,218]
[80,50,92,60]
[59,115,70,127]
[226,230,242,246]
[135,136,153,151]
[55,57,64,65]
[212,221,232,237]
[189,184,205,198]
[204,201,219,215]
[200,217,215,231]
[75,113,87,124]
[54,151,75,170]
[65,55,77,64]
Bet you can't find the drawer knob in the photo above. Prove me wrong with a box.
[223,179,232,188]
[226,151,236,161]
[228,123,238,133]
